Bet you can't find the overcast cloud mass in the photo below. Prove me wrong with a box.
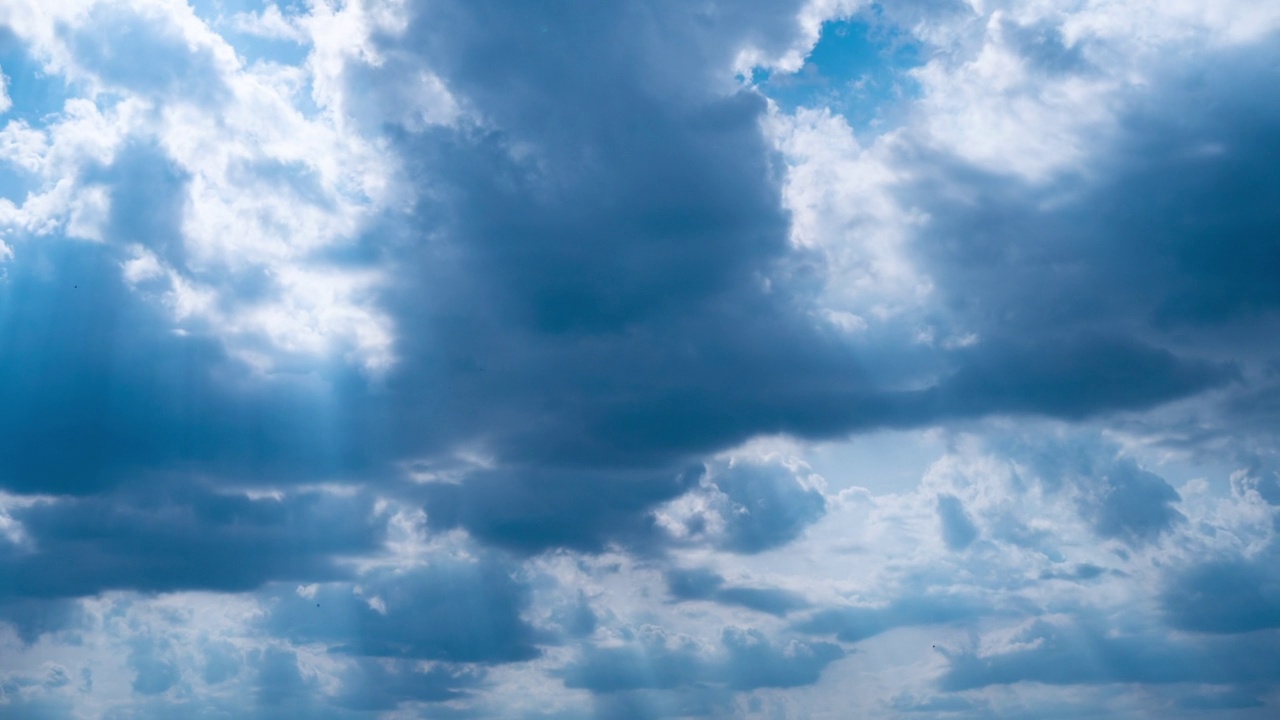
[1,0,1279,717]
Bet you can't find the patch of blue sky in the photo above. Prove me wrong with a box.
[0,162,30,206]
[0,30,70,125]
[220,28,310,71]
[753,13,921,137]
[191,0,312,69]
[0,30,72,203]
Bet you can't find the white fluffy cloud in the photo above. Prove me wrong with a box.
[0,0,449,370]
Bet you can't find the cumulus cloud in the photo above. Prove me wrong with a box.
[0,0,1278,717]
[1,0,400,371]
[264,556,539,664]
[655,456,829,555]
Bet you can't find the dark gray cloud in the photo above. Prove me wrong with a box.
[707,461,828,554]
[557,626,842,694]
[320,0,1243,555]
[921,337,1233,423]
[1163,548,1280,635]
[1077,461,1183,545]
[358,0,873,472]
[904,41,1280,362]
[1,0,1277,718]
[1,0,1252,574]
[263,557,539,664]
[0,484,384,604]
[417,465,703,554]
[0,598,83,645]
[665,567,810,617]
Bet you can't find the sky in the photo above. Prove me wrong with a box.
[0,0,1278,718]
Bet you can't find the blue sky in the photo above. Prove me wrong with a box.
[1,1,1279,718]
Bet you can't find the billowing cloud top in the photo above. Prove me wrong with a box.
[1,1,1278,718]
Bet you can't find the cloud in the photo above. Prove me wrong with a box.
[199,637,241,686]
[0,0,1278,717]
[936,494,978,551]
[559,632,703,694]
[656,456,829,555]
[0,239,385,496]
[0,663,75,720]
[263,555,539,664]
[897,36,1280,346]
[794,595,980,644]
[253,647,315,710]
[65,4,230,105]
[707,459,829,554]
[719,627,844,690]
[0,484,385,603]
[965,433,1188,548]
[128,634,180,695]
[0,598,82,645]
[1177,687,1267,711]
[333,658,484,711]
[1076,460,1183,545]
[923,337,1234,424]
[2,0,399,371]
[1162,549,1280,634]
[417,465,704,554]
[940,620,1280,690]
[557,625,843,694]
[0,66,10,114]
[339,0,1241,530]
[0,0,1254,574]
[665,567,810,617]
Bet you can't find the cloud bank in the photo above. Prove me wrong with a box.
[1,0,1278,717]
